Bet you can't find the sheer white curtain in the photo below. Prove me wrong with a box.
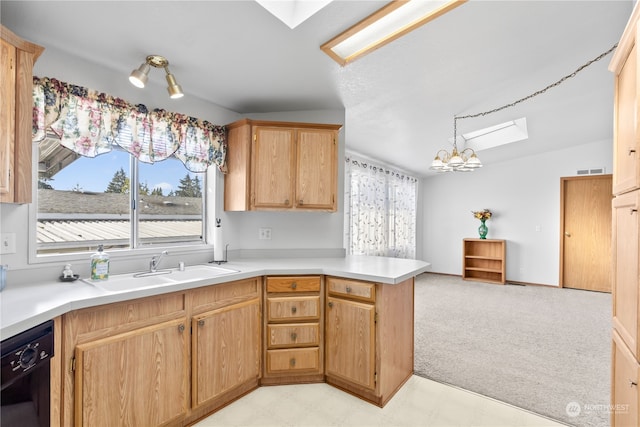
[344,154,417,258]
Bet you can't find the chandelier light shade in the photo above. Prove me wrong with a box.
[430,118,482,173]
[129,55,183,99]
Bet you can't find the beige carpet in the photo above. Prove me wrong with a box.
[413,273,611,427]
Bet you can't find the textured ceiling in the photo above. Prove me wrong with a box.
[1,1,633,177]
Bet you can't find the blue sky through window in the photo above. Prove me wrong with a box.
[46,150,201,195]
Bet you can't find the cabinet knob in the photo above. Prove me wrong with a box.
[290,358,296,367]
[291,306,297,314]
[284,199,290,205]
[346,286,352,293]
[178,324,185,333]
[629,148,637,155]
[631,208,638,215]
[291,282,297,290]
[198,319,205,327]
[564,232,571,237]
[630,379,638,388]
[328,302,333,308]
[299,199,304,205]
[291,332,297,341]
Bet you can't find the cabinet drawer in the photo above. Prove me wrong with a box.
[327,277,375,302]
[267,296,320,322]
[267,323,319,348]
[266,348,319,374]
[266,276,321,293]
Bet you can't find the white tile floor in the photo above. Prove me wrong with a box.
[192,375,567,427]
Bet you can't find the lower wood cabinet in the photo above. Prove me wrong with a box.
[61,278,261,427]
[59,274,415,426]
[325,276,414,407]
[74,318,189,427]
[612,330,639,427]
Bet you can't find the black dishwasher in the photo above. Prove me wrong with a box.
[1,320,54,427]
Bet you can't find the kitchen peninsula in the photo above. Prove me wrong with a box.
[1,255,429,427]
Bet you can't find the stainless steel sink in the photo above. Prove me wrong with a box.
[81,264,239,292]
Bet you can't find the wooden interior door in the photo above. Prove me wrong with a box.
[560,175,612,292]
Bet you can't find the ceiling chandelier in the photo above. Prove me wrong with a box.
[430,43,619,173]
[129,55,184,99]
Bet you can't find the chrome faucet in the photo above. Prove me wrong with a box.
[150,250,168,273]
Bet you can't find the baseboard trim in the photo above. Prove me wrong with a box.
[419,272,560,288]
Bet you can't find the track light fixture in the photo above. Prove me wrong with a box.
[129,55,184,99]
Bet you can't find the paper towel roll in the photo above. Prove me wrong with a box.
[213,225,224,261]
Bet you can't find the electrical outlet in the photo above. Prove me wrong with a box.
[1,233,16,254]
[258,228,272,240]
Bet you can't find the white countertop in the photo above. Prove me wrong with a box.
[0,256,430,340]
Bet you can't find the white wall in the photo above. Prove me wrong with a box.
[0,45,345,284]
[421,139,613,286]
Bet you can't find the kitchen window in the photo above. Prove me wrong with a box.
[31,77,226,256]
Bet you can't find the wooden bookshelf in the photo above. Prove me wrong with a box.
[462,239,506,284]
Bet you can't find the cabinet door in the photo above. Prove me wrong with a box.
[252,126,294,209]
[325,296,376,390]
[613,191,640,358]
[612,330,639,427]
[0,39,16,200]
[613,38,639,195]
[296,129,337,210]
[74,318,188,427]
[192,298,260,408]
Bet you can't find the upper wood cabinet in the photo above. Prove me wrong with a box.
[224,119,341,212]
[0,25,44,204]
[610,10,640,196]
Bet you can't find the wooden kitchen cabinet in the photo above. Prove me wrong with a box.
[611,4,640,425]
[74,318,189,427]
[191,298,260,408]
[0,25,44,204]
[61,292,188,427]
[262,275,325,384]
[224,119,341,212]
[325,276,414,407]
[613,330,640,427]
[61,278,262,427]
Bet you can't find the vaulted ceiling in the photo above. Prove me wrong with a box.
[1,1,633,177]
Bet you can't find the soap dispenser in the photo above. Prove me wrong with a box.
[90,245,110,280]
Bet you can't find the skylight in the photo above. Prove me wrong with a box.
[256,0,334,29]
[458,118,528,151]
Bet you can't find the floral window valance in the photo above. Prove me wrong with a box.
[32,76,226,172]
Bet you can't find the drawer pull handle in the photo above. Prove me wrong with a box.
[178,324,185,333]
[198,319,205,327]
[291,306,297,314]
[630,379,638,388]
[346,286,352,293]
[291,332,297,341]
[290,358,296,367]
[291,282,297,289]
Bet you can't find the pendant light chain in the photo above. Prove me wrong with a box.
[455,43,618,122]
